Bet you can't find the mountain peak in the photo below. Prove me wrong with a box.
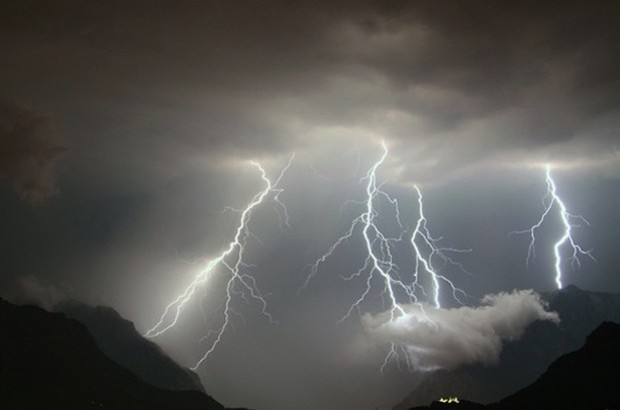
[60,300,205,393]
[498,320,620,409]
[0,298,224,409]
[395,288,620,409]
[560,284,582,293]
[584,321,620,349]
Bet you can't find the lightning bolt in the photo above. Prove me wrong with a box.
[410,185,470,309]
[303,141,468,371]
[145,155,294,370]
[341,141,407,322]
[512,164,594,289]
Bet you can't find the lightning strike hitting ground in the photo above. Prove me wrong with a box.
[303,141,468,371]
[145,155,294,370]
[512,165,594,289]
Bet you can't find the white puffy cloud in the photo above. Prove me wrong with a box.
[361,289,559,370]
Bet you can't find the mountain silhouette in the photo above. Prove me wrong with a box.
[495,321,620,409]
[406,321,620,410]
[60,300,204,393]
[0,298,224,409]
[394,286,620,409]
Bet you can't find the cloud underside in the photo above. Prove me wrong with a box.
[1,1,618,192]
[362,289,559,370]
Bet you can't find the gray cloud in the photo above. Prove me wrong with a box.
[361,290,559,370]
[0,99,66,202]
[10,275,67,311]
[1,1,618,192]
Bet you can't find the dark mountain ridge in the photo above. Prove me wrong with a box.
[496,321,620,409]
[60,300,204,393]
[408,321,620,410]
[0,298,224,409]
[395,285,620,409]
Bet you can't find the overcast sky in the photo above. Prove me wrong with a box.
[1,2,619,409]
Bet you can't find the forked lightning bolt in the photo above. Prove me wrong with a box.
[145,155,294,370]
[340,141,407,322]
[410,186,470,309]
[303,141,468,370]
[512,164,594,289]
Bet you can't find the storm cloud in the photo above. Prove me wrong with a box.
[1,1,618,191]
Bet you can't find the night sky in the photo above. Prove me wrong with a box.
[1,2,619,409]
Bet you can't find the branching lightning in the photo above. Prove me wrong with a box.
[303,141,469,371]
[410,185,470,309]
[512,164,594,289]
[145,155,294,370]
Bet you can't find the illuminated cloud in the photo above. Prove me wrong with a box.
[361,289,559,370]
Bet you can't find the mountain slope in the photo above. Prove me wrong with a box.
[495,321,620,409]
[394,286,620,409]
[407,321,620,410]
[394,370,492,409]
[61,301,204,392]
[0,298,224,409]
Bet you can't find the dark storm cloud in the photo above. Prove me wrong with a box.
[0,99,66,202]
[313,1,620,181]
[1,1,617,191]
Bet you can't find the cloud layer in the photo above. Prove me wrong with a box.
[362,290,559,370]
[1,1,618,193]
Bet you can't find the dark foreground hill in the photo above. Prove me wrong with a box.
[408,321,620,410]
[495,321,620,409]
[395,286,620,409]
[60,300,204,392]
[0,298,224,410]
